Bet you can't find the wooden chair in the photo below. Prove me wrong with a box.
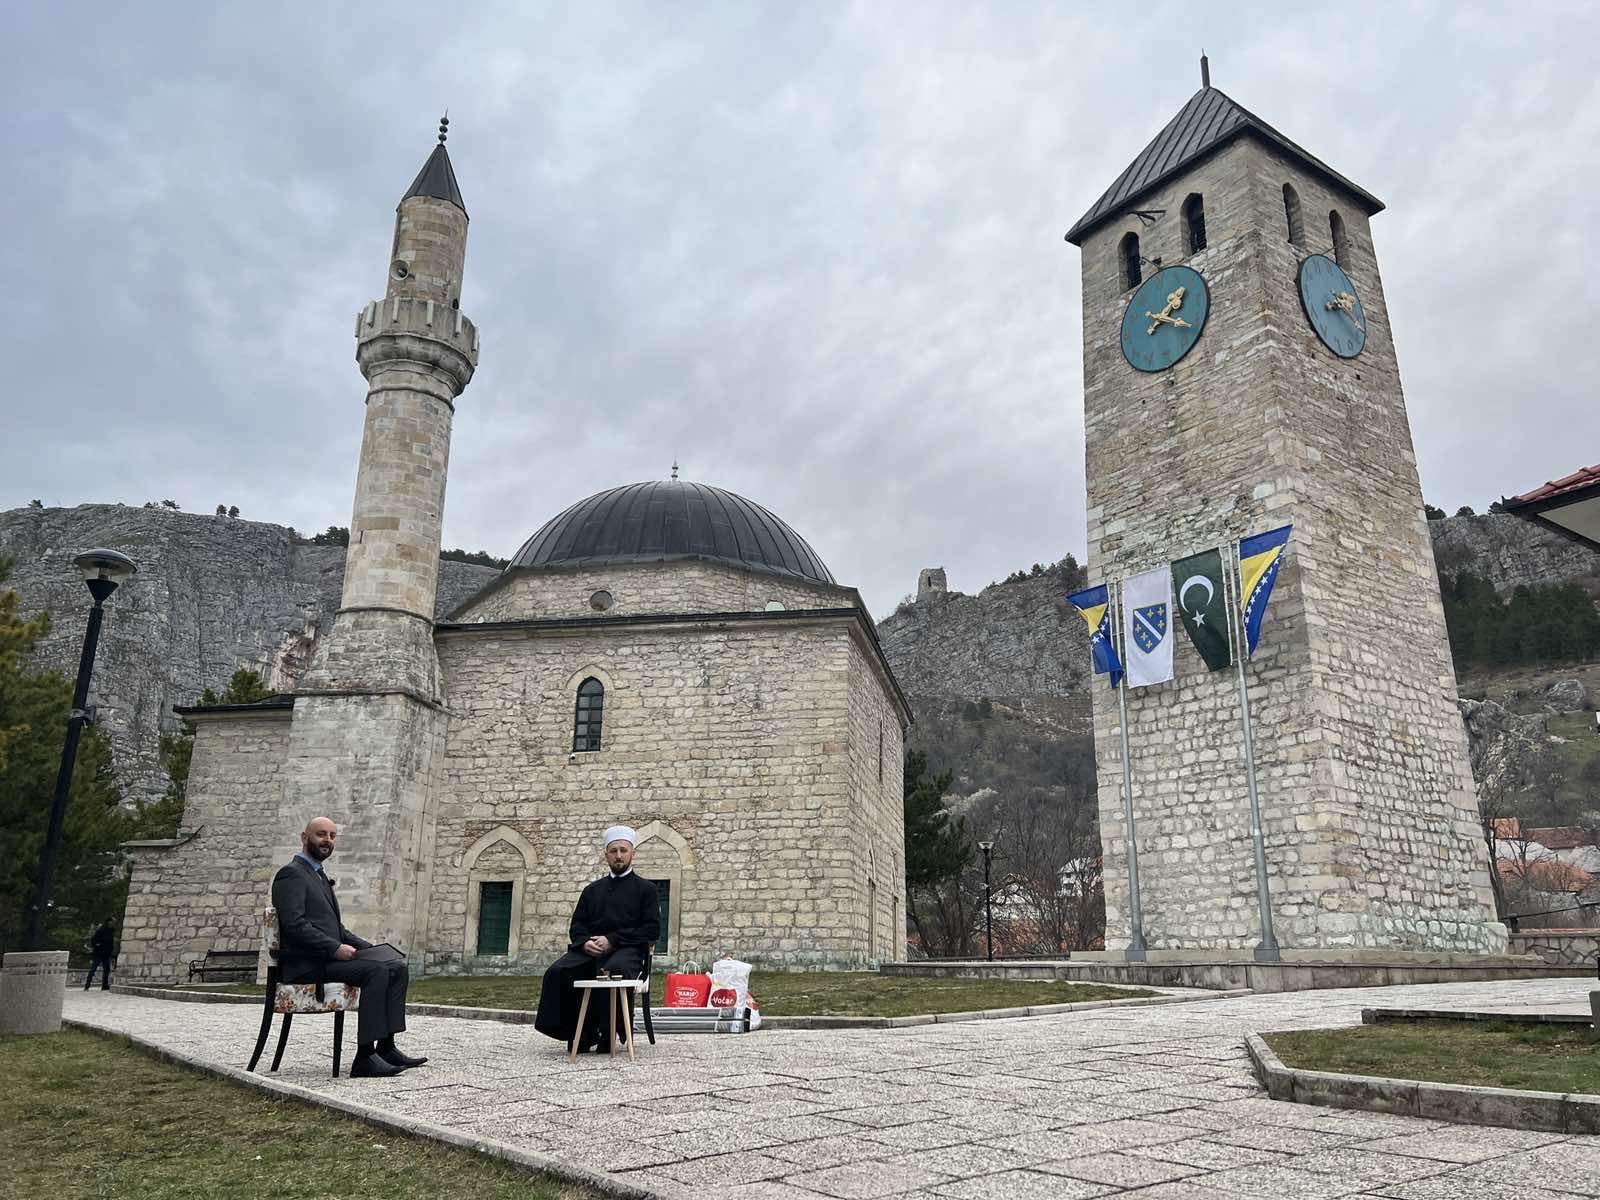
[246,906,361,1078]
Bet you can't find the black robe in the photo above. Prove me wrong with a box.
[534,871,660,1044]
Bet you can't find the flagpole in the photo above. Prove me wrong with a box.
[1111,576,1148,961]
[1224,539,1280,962]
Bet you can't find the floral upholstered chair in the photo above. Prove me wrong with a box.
[246,906,361,1077]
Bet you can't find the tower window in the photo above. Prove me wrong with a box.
[1283,183,1304,247]
[573,677,604,752]
[1183,194,1207,253]
[1119,232,1141,291]
[475,881,513,955]
[1329,210,1349,267]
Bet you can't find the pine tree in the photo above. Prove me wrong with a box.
[903,749,971,954]
[0,560,158,953]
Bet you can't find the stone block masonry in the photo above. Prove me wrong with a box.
[426,585,905,973]
[1077,132,1503,956]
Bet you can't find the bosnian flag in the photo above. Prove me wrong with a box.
[1238,524,1293,657]
[1066,584,1124,690]
[1122,567,1174,687]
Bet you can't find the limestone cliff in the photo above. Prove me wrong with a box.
[1431,511,1600,596]
[875,561,1092,803]
[3,503,1595,814]
[0,504,497,803]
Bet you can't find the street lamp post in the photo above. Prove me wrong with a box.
[978,840,995,963]
[24,549,137,950]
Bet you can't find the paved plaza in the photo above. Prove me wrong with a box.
[64,978,1600,1199]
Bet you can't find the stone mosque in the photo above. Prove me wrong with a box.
[118,124,911,980]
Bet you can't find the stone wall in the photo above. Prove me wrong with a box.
[421,595,905,972]
[1078,134,1502,955]
[846,636,907,961]
[454,558,852,623]
[120,709,294,981]
[1509,931,1600,967]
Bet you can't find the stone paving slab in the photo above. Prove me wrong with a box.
[60,977,1600,1199]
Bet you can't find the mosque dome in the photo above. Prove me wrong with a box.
[507,480,836,586]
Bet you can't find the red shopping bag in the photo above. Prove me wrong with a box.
[664,972,711,1007]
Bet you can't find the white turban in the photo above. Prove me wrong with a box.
[603,825,638,849]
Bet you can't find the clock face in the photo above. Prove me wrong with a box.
[1120,265,1210,372]
[1297,254,1367,358]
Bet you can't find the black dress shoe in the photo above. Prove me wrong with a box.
[350,1053,402,1078]
[381,1048,428,1069]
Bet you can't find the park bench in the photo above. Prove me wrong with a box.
[188,948,259,983]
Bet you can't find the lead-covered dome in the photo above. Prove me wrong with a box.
[508,480,836,586]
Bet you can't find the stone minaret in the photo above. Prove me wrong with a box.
[281,119,479,955]
[1066,69,1504,958]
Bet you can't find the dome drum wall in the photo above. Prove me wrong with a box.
[455,558,849,624]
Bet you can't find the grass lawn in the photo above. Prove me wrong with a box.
[0,1029,594,1199]
[194,971,1154,1017]
[1264,1020,1600,1094]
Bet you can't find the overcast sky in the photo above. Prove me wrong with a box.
[5,3,1596,617]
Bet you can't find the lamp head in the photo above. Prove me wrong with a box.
[74,549,137,600]
[977,840,994,854]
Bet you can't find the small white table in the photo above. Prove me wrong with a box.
[569,978,648,1060]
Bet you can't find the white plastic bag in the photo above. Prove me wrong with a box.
[707,956,752,1011]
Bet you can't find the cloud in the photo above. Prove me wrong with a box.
[4,1,1594,615]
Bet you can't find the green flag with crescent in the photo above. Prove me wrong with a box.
[1171,548,1232,670]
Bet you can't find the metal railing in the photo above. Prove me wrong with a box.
[1504,900,1600,933]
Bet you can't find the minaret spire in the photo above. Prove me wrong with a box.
[402,115,466,214]
[1200,51,1210,89]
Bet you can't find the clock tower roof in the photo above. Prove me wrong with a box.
[1064,85,1383,246]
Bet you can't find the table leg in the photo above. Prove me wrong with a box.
[622,988,636,1061]
[569,988,593,1061]
[608,988,617,1057]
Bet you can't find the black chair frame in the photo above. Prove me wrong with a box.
[246,963,349,1078]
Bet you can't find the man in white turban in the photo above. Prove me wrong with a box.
[534,825,660,1051]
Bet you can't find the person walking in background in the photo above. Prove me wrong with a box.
[84,917,116,990]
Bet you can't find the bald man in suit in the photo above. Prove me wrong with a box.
[271,817,428,1078]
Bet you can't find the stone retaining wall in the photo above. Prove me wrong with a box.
[1509,931,1600,968]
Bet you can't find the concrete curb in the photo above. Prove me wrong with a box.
[1245,1032,1600,1135]
[63,1018,661,1199]
[1361,1005,1592,1027]
[111,983,1244,1029]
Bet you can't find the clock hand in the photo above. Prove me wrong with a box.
[1145,284,1188,335]
[1144,311,1192,329]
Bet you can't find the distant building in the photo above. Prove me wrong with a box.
[1503,465,1600,553]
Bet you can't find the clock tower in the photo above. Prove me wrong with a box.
[1066,62,1505,957]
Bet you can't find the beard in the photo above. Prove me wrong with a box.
[306,842,333,862]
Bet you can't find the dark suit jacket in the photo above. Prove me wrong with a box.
[270,857,371,982]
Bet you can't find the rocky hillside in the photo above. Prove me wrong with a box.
[0,504,497,803]
[875,561,1092,804]
[1432,511,1600,598]
[3,503,1596,819]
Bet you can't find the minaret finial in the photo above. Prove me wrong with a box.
[671,459,679,481]
[1200,51,1210,89]
[438,111,449,144]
